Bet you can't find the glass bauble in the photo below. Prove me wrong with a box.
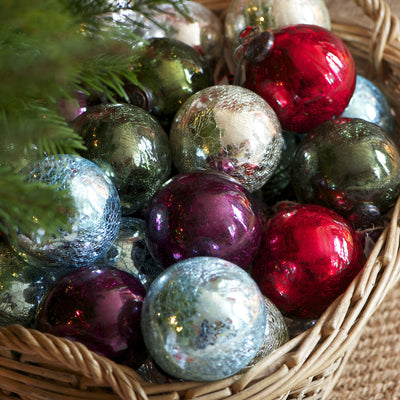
[128,37,213,129]
[0,241,55,327]
[101,216,164,289]
[107,1,224,66]
[261,130,299,204]
[251,204,364,319]
[243,25,356,133]
[291,118,400,229]
[170,85,283,192]
[341,75,394,136]
[74,103,171,215]
[243,296,289,370]
[36,266,147,368]
[224,0,331,68]
[145,170,262,270]
[141,256,266,381]
[12,155,121,268]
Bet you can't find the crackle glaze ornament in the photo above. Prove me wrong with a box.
[74,103,171,215]
[291,118,400,229]
[170,85,283,192]
[341,74,394,135]
[251,204,364,319]
[0,241,55,327]
[243,25,356,133]
[127,37,213,129]
[224,0,331,65]
[141,256,266,381]
[12,155,121,269]
[145,170,262,269]
[36,266,147,368]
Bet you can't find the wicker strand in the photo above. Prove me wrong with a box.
[0,326,147,400]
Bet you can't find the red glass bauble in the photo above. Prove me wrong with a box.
[36,266,147,367]
[243,25,356,133]
[251,204,364,319]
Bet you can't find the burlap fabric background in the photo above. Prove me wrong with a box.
[324,2,400,398]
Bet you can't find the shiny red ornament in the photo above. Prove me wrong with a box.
[36,266,147,367]
[243,25,356,133]
[251,204,364,319]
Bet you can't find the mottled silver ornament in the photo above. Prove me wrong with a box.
[224,0,331,71]
[13,155,121,269]
[243,296,289,370]
[0,241,55,327]
[141,256,267,381]
[341,74,394,135]
[101,216,164,289]
[170,85,283,192]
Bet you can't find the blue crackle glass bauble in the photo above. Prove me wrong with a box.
[13,154,121,268]
[141,256,266,381]
[341,74,394,135]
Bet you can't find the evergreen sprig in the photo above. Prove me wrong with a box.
[0,0,186,242]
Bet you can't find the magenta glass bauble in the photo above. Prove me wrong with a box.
[35,266,147,367]
[251,204,364,319]
[145,171,262,269]
[243,24,356,133]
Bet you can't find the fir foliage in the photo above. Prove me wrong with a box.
[0,0,185,241]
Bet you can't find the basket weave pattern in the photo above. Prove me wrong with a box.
[1,0,400,399]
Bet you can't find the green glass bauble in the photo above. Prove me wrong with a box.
[128,37,214,129]
[291,118,400,229]
[74,103,172,215]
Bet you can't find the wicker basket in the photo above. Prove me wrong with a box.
[1,0,400,399]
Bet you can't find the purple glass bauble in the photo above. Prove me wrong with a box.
[145,171,262,269]
[36,266,147,367]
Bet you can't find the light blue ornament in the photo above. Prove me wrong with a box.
[13,155,121,269]
[342,75,394,135]
[141,256,267,381]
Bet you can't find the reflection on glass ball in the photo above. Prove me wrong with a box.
[13,155,121,268]
[141,256,266,381]
[170,85,283,192]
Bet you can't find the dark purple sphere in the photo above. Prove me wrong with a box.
[145,171,263,269]
[35,266,147,367]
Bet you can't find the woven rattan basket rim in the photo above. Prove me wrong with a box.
[1,0,400,399]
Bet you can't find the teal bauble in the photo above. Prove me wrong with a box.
[128,37,213,129]
[291,118,400,229]
[74,103,171,214]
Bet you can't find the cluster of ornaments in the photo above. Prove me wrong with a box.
[2,0,400,385]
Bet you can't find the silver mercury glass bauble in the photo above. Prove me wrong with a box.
[141,256,267,381]
[169,85,283,192]
[13,155,121,269]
